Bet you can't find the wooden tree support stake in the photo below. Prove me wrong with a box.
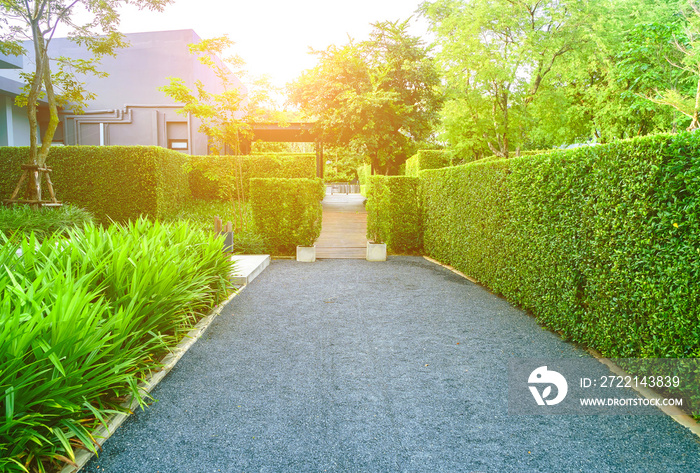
[213,216,234,252]
[4,164,62,208]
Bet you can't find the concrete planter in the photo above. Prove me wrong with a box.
[296,245,316,262]
[366,242,387,261]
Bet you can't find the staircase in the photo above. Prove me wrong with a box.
[315,192,367,259]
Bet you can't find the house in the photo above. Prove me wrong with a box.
[0,51,33,147]
[0,29,245,155]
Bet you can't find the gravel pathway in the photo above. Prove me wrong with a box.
[83,257,700,472]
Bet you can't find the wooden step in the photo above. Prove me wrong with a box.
[316,247,366,259]
[315,194,368,259]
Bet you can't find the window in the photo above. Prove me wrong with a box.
[168,139,188,150]
[166,121,188,151]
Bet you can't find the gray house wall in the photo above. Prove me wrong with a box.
[0,53,34,147]
[0,30,245,154]
[0,95,33,147]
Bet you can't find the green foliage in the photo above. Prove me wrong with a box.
[162,198,248,229]
[516,149,557,157]
[404,149,455,176]
[0,146,190,225]
[474,149,557,164]
[535,0,692,145]
[323,148,363,183]
[643,1,700,130]
[421,0,699,150]
[421,132,700,359]
[0,218,232,472]
[418,150,452,169]
[289,19,442,174]
[249,178,325,255]
[366,176,422,254]
[324,167,356,183]
[357,164,372,196]
[357,164,372,186]
[159,35,249,154]
[421,0,588,156]
[188,154,316,201]
[162,198,267,254]
[0,204,94,239]
[231,231,268,255]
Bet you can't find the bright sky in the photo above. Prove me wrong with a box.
[117,0,430,89]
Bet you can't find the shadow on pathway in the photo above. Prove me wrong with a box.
[83,258,700,472]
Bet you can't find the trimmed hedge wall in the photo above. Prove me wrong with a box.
[474,149,557,163]
[421,132,700,359]
[366,175,422,254]
[249,178,325,255]
[0,146,189,224]
[357,164,372,196]
[405,149,455,177]
[357,164,371,185]
[189,153,316,201]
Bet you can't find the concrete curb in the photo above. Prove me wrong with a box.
[59,288,243,473]
[588,349,700,438]
[422,255,700,439]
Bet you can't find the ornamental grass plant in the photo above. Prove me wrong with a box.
[0,205,94,240]
[0,218,234,472]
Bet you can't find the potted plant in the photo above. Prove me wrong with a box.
[365,180,387,261]
[366,213,386,261]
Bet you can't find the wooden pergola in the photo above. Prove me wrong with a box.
[241,122,324,178]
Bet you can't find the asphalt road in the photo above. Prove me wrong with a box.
[82,257,700,472]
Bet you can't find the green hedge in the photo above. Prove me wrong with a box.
[404,155,420,176]
[405,149,455,176]
[249,178,325,255]
[421,132,700,359]
[475,149,557,163]
[0,146,189,224]
[357,164,372,196]
[188,154,316,201]
[366,175,422,254]
[357,164,371,186]
[518,149,556,157]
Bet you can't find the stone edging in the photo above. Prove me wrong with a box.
[59,288,243,473]
[422,255,700,439]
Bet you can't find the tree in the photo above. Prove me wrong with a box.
[0,0,172,202]
[643,0,700,131]
[160,36,248,154]
[160,35,251,230]
[288,19,442,175]
[420,0,591,157]
[537,0,691,145]
[160,35,311,229]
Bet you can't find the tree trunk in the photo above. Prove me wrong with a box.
[27,20,44,168]
[688,69,700,132]
[38,44,59,167]
[370,151,380,175]
[21,23,47,203]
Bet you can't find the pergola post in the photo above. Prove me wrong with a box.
[315,139,324,178]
